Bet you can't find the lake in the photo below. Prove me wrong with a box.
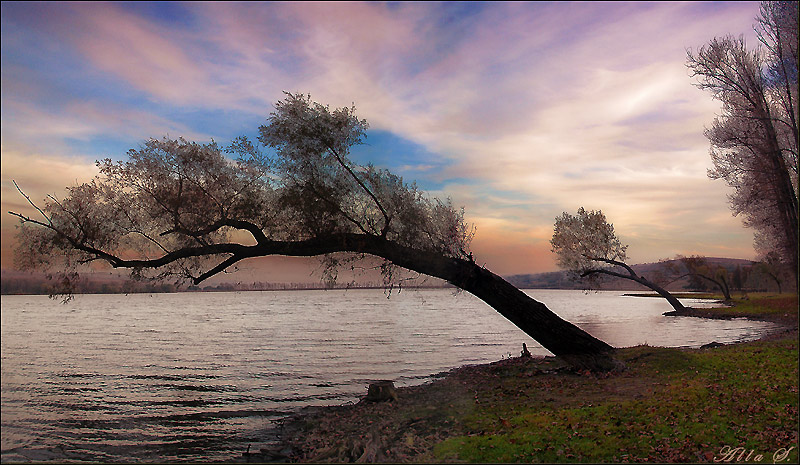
[0,289,782,462]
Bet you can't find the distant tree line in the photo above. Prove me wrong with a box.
[660,255,794,295]
[1,272,179,295]
[0,272,452,296]
[5,261,786,296]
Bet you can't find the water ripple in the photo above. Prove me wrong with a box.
[1,289,781,462]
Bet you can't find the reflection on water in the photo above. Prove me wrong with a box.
[0,289,781,462]
[528,291,775,349]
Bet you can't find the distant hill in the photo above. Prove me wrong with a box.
[505,257,758,291]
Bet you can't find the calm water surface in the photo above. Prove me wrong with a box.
[1,289,781,462]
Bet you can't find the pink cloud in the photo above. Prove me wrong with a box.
[1,1,765,274]
[70,4,208,103]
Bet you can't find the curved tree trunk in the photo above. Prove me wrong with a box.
[715,275,732,301]
[452,268,621,372]
[688,274,732,301]
[583,263,687,313]
[329,235,622,372]
[765,272,783,294]
[635,275,688,312]
[668,272,732,301]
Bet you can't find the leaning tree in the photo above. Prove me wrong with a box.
[550,207,688,312]
[9,93,622,372]
[661,255,733,301]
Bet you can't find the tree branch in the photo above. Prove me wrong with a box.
[325,144,392,236]
[581,268,638,281]
[585,256,637,277]
[192,255,244,284]
[161,218,269,244]
[283,170,372,236]
[12,181,52,225]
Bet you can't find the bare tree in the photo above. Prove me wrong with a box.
[662,255,733,301]
[9,93,621,372]
[752,250,790,293]
[551,208,688,312]
[687,1,799,291]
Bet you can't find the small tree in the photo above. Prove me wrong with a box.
[752,251,789,293]
[662,255,733,301]
[9,93,621,372]
[551,208,687,312]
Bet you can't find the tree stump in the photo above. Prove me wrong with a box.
[521,343,532,358]
[363,380,398,402]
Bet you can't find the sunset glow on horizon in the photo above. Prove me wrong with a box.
[1,1,764,280]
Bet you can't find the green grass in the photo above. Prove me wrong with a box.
[434,338,798,463]
[631,292,798,320]
[708,294,798,316]
[433,295,798,463]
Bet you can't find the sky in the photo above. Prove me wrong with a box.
[1,1,765,281]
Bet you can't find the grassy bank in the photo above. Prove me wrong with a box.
[273,295,798,463]
[631,292,798,326]
[698,294,797,321]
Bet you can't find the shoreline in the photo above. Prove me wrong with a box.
[242,294,798,463]
[663,306,798,324]
[626,292,799,327]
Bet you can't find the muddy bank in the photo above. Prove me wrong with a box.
[248,355,572,463]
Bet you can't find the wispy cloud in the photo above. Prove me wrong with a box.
[0,1,763,274]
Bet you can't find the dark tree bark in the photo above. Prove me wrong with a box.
[383,246,621,372]
[667,272,733,301]
[582,258,688,313]
[693,273,732,301]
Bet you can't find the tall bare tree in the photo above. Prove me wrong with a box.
[550,208,688,312]
[687,1,799,291]
[9,93,622,372]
